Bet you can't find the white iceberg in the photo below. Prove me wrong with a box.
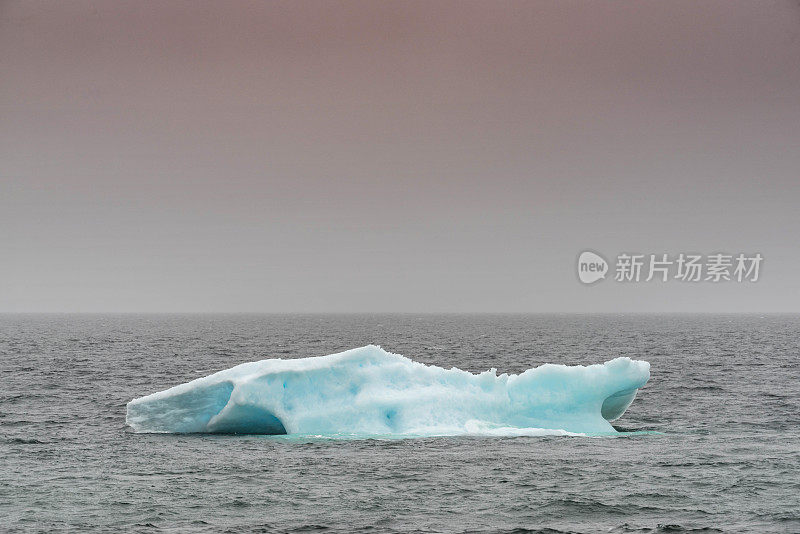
[126,345,649,437]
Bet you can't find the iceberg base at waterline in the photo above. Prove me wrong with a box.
[126,345,650,438]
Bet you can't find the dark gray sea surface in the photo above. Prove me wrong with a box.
[1,314,799,533]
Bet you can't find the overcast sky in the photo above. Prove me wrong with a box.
[1,1,800,312]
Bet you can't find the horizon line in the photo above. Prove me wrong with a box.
[0,310,796,315]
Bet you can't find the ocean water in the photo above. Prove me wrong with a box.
[1,314,798,533]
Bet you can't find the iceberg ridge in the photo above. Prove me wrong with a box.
[126,345,650,437]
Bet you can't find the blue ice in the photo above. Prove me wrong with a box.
[126,345,649,437]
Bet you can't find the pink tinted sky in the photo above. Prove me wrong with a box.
[1,1,800,312]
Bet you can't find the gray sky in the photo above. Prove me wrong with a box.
[1,0,800,312]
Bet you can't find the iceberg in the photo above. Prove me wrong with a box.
[126,345,649,437]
